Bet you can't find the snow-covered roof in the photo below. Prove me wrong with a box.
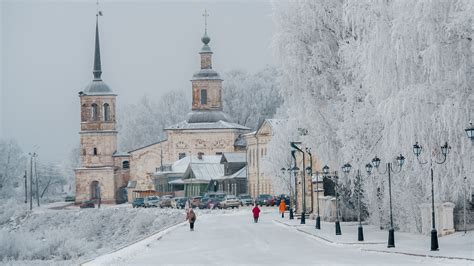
[221,152,246,163]
[169,179,184,184]
[183,155,224,182]
[215,166,247,180]
[113,151,130,157]
[165,120,250,130]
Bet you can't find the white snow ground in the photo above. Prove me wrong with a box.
[87,207,468,265]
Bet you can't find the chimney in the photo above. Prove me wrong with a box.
[198,152,204,160]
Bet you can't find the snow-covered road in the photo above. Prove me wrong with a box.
[87,208,465,265]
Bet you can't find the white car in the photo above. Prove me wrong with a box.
[144,196,160,208]
[218,195,240,209]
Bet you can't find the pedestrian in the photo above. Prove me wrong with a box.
[279,199,286,218]
[252,203,261,223]
[187,209,196,231]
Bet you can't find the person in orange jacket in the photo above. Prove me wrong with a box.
[279,199,286,218]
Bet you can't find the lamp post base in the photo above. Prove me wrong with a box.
[315,215,321,229]
[431,229,439,251]
[388,228,395,248]
[335,220,342,235]
[301,211,306,224]
[358,225,364,241]
[289,208,294,220]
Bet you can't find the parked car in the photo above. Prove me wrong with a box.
[238,194,253,206]
[199,197,211,209]
[256,194,275,206]
[144,196,160,208]
[171,197,188,209]
[65,196,75,202]
[80,200,95,208]
[219,195,240,209]
[159,195,173,208]
[190,196,202,208]
[132,197,145,208]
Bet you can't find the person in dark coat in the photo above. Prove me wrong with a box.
[252,204,261,223]
[187,209,197,231]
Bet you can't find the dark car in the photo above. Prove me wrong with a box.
[199,197,211,209]
[65,196,76,202]
[172,197,188,209]
[132,197,145,208]
[80,200,95,208]
[256,194,274,206]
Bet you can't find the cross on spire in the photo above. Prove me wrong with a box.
[203,9,209,34]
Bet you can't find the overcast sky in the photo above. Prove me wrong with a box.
[1,0,274,163]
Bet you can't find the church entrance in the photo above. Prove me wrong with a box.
[90,181,100,199]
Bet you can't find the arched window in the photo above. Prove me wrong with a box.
[200,89,207,105]
[122,160,129,169]
[91,103,98,121]
[81,104,87,122]
[103,103,110,121]
[93,148,97,156]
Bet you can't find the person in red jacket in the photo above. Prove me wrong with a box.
[252,203,261,223]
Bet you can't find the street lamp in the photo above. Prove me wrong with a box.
[281,167,294,220]
[465,121,474,140]
[324,165,342,235]
[291,141,306,224]
[306,147,314,217]
[342,163,367,242]
[371,154,405,248]
[413,141,450,251]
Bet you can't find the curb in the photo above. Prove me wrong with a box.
[274,219,473,261]
[274,219,384,245]
[79,220,187,265]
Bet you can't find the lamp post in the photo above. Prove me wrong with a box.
[323,165,342,235]
[371,154,405,248]
[464,121,474,233]
[281,167,294,220]
[291,141,306,224]
[306,148,314,215]
[413,141,450,251]
[306,164,321,230]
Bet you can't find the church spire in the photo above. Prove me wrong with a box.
[93,2,103,80]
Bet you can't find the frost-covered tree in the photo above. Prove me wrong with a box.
[222,66,283,130]
[0,139,27,198]
[272,0,473,232]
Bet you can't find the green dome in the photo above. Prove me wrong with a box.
[201,32,210,45]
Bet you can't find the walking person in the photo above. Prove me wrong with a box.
[252,203,261,223]
[279,199,286,218]
[187,209,196,231]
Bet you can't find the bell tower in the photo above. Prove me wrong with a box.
[75,8,119,204]
[191,10,223,111]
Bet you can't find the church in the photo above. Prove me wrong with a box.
[75,11,250,204]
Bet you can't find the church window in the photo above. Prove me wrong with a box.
[179,153,186,159]
[103,103,110,121]
[91,103,99,121]
[93,148,97,156]
[122,161,129,169]
[81,104,87,121]
[200,89,207,105]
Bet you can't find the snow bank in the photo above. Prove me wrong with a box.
[0,199,185,264]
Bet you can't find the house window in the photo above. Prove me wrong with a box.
[122,160,129,169]
[91,103,99,121]
[200,89,207,105]
[103,103,110,121]
[93,148,97,156]
[179,153,186,159]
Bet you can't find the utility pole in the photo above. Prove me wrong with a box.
[24,171,27,204]
[35,156,40,207]
[29,153,34,210]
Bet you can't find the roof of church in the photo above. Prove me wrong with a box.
[82,14,114,96]
[192,69,222,80]
[165,119,250,131]
[186,110,229,123]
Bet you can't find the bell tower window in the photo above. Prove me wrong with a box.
[201,89,207,105]
[103,103,110,121]
[91,104,99,121]
[93,148,97,156]
[81,104,87,122]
